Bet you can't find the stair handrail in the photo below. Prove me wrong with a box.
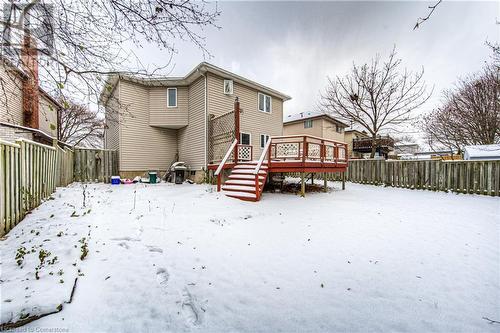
[215,138,238,176]
[253,138,272,175]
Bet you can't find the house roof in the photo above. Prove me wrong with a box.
[344,129,368,136]
[283,111,349,127]
[99,62,292,105]
[464,144,500,159]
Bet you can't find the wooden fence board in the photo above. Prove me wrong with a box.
[340,159,500,197]
[1,138,118,236]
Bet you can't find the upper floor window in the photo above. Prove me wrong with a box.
[224,80,234,95]
[304,119,313,128]
[258,92,272,113]
[167,88,177,108]
[336,124,343,133]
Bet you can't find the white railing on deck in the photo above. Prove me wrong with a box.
[253,138,272,175]
[214,139,238,176]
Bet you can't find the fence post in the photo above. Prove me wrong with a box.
[0,144,4,236]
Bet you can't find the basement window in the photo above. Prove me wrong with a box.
[260,134,270,149]
[240,132,251,145]
[167,88,177,108]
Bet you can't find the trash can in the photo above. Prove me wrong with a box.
[149,171,157,184]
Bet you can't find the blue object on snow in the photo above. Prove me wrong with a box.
[111,176,120,185]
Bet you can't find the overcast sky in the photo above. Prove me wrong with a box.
[132,0,498,127]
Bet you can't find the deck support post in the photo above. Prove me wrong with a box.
[234,97,240,163]
[324,173,328,192]
[311,173,314,185]
[217,173,222,192]
[300,172,306,197]
[342,172,346,190]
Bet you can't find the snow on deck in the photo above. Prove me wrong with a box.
[2,182,499,332]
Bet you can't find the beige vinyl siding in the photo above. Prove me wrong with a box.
[149,86,188,128]
[284,118,345,142]
[38,94,58,137]
[104,83,120,151]
[318,119,345,142]
[177,76,205,169]
[207,73,284,160]
[0,64,23,124]
[119,80,177,171]
[283,118,323,138]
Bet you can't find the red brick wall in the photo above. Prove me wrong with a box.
[21,34,39,129]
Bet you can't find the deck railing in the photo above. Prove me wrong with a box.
[214,139,238,191]
[268,135,348,165]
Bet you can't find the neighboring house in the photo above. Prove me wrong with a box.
[0,41,61,144]
[394,143,420,155]
[346,130,394,159]
[344,129,369,158]
[464,144,500,161]
[283,111,348,142]
[100,62,291,181]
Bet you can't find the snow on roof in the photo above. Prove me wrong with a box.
[284,111,348,127]
[464,144,500,159]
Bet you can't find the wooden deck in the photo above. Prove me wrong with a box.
[210,135,348,201]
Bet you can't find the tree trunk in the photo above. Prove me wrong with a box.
[370,136,377,158]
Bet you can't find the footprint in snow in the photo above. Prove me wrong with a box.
[146,245,163,253]
[111,236,140,242]
[156,267,169,286]
[117,242,129,249]
[181,287,205,326]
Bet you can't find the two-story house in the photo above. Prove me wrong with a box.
[283,111,348,142]
[100,62,291,182]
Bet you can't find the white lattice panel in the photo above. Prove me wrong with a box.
[275,143,300,159]
[238,145,252,161]
[338,146,346,160]
[325,146,334,161]
[307,143,321,159]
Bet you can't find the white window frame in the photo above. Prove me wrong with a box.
[304,119,313,128]
[260,134,270,149]
[167,88,177,108]
[223,79,234,95]
[258,92,272,113]
[240,132,251,145]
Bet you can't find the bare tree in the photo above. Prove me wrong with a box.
[58,98,104,147]
[320,47,432,157]
[421,62,500,151]
[0,0,220,120]
[414,0,442,30]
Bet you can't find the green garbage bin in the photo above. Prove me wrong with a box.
[149,171,157,184]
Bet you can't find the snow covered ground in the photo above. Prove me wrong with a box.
[1,181,499,332]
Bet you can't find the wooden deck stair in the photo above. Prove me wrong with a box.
[221,162,268,201]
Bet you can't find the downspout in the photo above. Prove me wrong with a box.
[203,71,207,169]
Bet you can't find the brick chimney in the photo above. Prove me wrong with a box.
[21,33,39,129]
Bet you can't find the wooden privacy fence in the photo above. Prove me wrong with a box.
[321,159,500,196]
[73,148,118,183]
[1,139,58,236]
[1,139,118,236]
